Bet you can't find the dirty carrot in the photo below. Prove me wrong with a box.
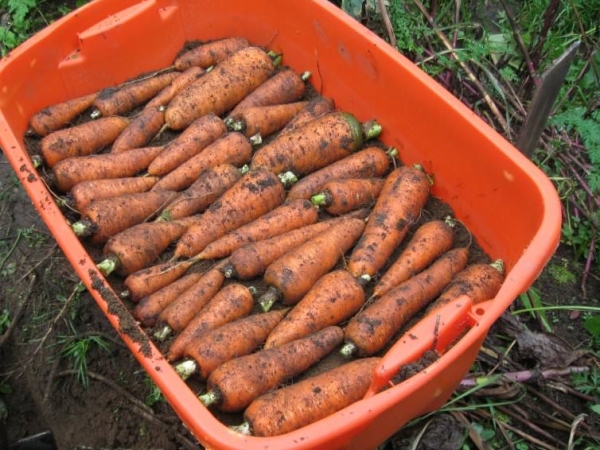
[69,176,159,212]
[29,92,98,136]
[235,357,380,437]
[341,247,469,358]
[173,37,251,71]
[166,283,255,362]
[264,269,365,348]
[110,106,165,153]
[251,111,381,175]
[347,165,431,283]
[147,113,227,176]
[259,216,366,311]
[123,259,197,302]
[175,308,290,380]
[165,46,277,130]
[198,326,344,412]
[146,66,206,109]
[373,217,456,298]
[40,116,130,167]
[51,145,164,193]
[225,101,309,138]
[311,177,385,215]
[279,96,335,135]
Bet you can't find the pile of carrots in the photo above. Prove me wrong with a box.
[26,37,506,438]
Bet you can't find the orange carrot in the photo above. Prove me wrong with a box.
[166,46,277,130]
[259,216,366,311]
[147,113,227,176]
[166,282,255,362]
[110,106,165,153]
[311,177,385,215]
[264,269,365,348]
[123,259,198,302]
[373,217,456,298]
[51,145,164,192]
[29,92,98,136]
[225,101,309,138]
[69,176,159,212]
[250,111,381,175]
[279,96,335,135]
[173,37,251,71]
[175,308,290,380]
[236,357,380,437]
[198,326,344,412]
[146,66,205,109]
[340,247,469,358]
[40,116,130,167]
[347,165,431,283]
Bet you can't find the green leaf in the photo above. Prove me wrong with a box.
[584,315,600,338]
[591,404,600,415]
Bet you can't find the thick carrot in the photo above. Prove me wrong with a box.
[40,116,130,167]
[259,216,366,311]
[132,271,205,326]
[165,46,277,130]
[123,259,198,302]
[166,282,255,362]
[151,131,254,192]
[175,308,290,380]
[71,189,177,244]
[250,111,381,175]
[228,69,311,116]
[51,145,164,192]
[341,247,469,358]
[29,92,98,136]
[69,176,159,212]
[198,326,344,412]
[225,101,309,138]
[286,146,394,201]
[110,106,165,153]
[236,357,380,437]
[347,165,431,283]
[373,217,456,298]
[147,113,227,176]
[173,168,290,259]
[146,66,205,109]
[91,71,180,118]
[311,177,385,215]
[173,37,251,71]
[279,96,335,135]
[264,269,365,348]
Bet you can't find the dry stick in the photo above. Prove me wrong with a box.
[459,366,590,388]
[449,411,491,450]
[568,414,588,450]
[529,0,561,71]
[496,404,566,446]
[377,0,397,47]
[0,274,35,347]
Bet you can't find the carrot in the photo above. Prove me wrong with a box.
[90,71,180,118]
[69,176,159,212]
[311,177,385,215]
[166,282,255,362]
[146,66,206,109]
[165,46,277,130]
[151,131,254,192]
[29,92,98,136]
[235,357,380,437]
[147,113,227,176]
[220,210,370,280]
[264,269,365,348]
[347,165,431,283]
[340,247,469,358]
[51,145,164,192]
[173,37,251,71]
[373,217,456,298]
[110,106,165,153]
[286,146,394,201]
[175,308,290,380]
[250,111,381,175]
[228,69,311,116]
[198,326,344,412]
[122,259,198,302]
[173,168,291,259]
[225,101,309,138]
[71,189,177,244]
[279,96,335,135]
[258,216,366,312]
[40,116,130,167]
[132,271,205,326]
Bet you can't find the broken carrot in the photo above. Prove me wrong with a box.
[29,92,98,136]
[173,37,251,71]
[279,96,335,135]
[225,101,309,138]
[123,259,198,302]
[146,66,205,109]
[311,177,385,215]
[110,105,165,153]
[69,176,159,212]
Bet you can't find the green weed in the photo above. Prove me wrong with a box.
[0,309,10,334]
[59,333,111,389]
[143,375,165,406]
[546,262,578,285]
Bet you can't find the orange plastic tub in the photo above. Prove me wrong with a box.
[0,0,562,448]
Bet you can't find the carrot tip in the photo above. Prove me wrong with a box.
[358,274,372,286]
[154,325,173,341]
[258,286,280,312]
[220,263,235,279]
[339,342,357,359]
[31,155,43,169]
[491,259,505,274]
[198,389,221,408]
[249,133,262,146]
[71,219,96,239]
[174,359,198,380]
[90,109,102,119]
[301,71,312,82]
[97,256,119,277]
[310,192,328,209]
[229,422,251,436]
[363,120,382,140]
[278,171,297,189]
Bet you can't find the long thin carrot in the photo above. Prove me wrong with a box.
[110,106,165,153]
[264,269,365,348]
[166,282,255,362]
[68,176,159,212]
[373,217,456,298]
[235,357,380,437]
[311,177,385,215]
[123,259,198,302]
[278,96,335,135]
[225,101,309,138]
[145,66,205,109]
[40,116,130,167]
[51,145,164,192]
[175,308,290,380]
[198,326,344,412]
[29,92,98,136]
[259,216,366,312]
[347,165,431,283]
[173,37,251,71]
[340,247,469,358]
